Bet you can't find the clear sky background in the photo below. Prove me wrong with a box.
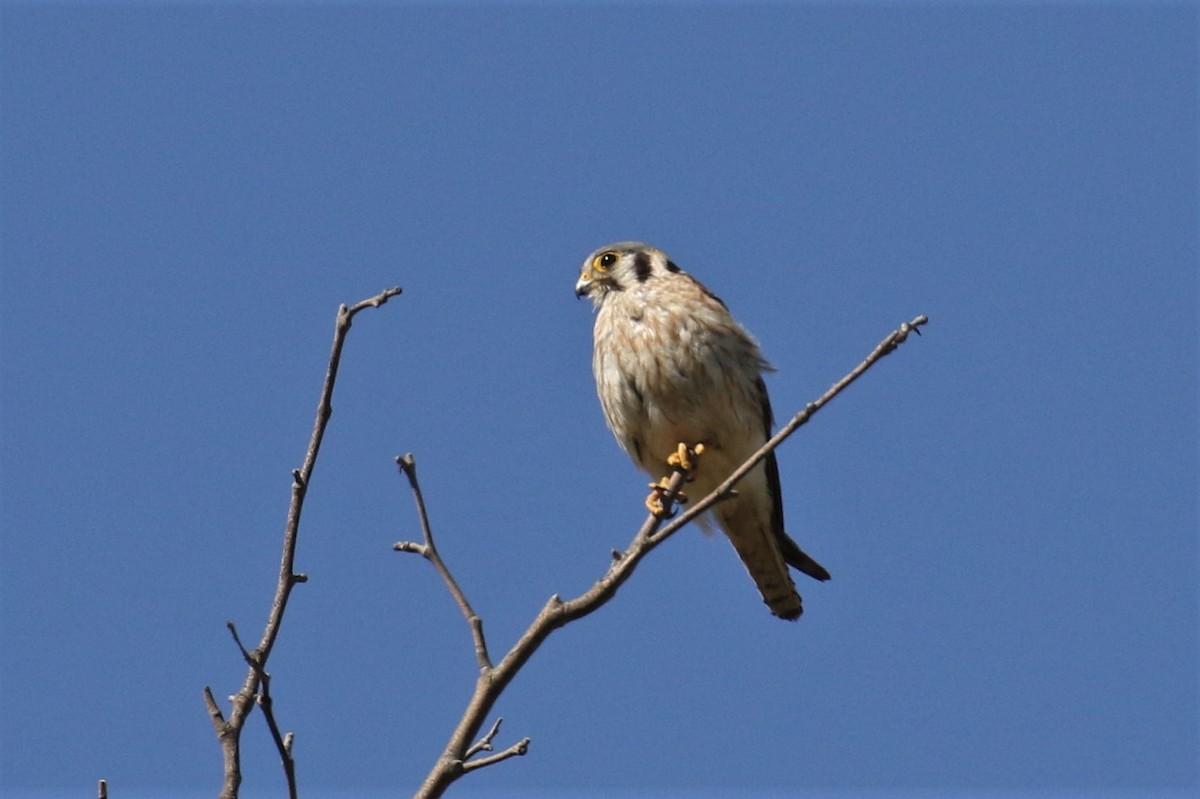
[1,3,1196,799]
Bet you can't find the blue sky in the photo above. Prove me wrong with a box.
[1,3,1196,798]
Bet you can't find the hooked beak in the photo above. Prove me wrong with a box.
[574,272,594,299]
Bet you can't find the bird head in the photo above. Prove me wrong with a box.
[574,241,670,306]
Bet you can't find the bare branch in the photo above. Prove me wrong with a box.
[462,737,531,773]
[226,622,297,799]
[464,717,504,759]
[204,286,402,799]
[655,314,930,541]
[406,314,927,798]
[394,453,492,671]
[97,780,107,799]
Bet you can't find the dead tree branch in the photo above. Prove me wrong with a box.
[399,314,928,798]
[204,286,403,799]
[394,454,491,671]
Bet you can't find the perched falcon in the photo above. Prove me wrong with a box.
[575,242,830,620]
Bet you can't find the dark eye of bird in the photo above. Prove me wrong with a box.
[600,252,617,267]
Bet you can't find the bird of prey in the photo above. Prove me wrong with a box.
[575,241,829,620]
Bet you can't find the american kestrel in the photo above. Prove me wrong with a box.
[575,242,830,620]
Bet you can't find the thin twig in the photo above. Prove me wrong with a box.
[227,622,297,799]
[204,286,402,799]
[464,717,505,759]
[462,738,531,772]
[405,314,927,799]
[395,454,493,671]
[654,314,929,540]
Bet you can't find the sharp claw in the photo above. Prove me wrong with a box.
[645,478,685,519]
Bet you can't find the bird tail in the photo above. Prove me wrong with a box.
[719,505,805,621]
[777,533,832,582]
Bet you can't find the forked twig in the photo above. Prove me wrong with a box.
[464,717,505,759]
[461,737,532,773]
[227,622,296,799]
[460,715,530,771]
[394,454,491,671]
[399,315,928,798]
[203,286,403,799]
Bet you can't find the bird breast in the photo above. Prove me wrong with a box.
[593,294,762,474]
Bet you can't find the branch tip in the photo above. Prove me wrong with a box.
[203,685,226,724]
[462,736,532,773]
[349,286,404,314]
[395,449,493,671]
[225,622,255,665]
[465,717,505,758]
[207,287,404,797]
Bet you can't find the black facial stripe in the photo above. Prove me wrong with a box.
[633,251,653,283]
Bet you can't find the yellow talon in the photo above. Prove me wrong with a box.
[645,488,668,518]
[647,445,705,519]
[645,476,689,518]
[666,442,705,476]
[666,442,688,470]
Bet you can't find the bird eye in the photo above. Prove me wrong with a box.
[594,252,618,271]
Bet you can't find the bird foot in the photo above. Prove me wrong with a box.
[645,478,687,518]
[666,442,705,478]
[645,444,704,519]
